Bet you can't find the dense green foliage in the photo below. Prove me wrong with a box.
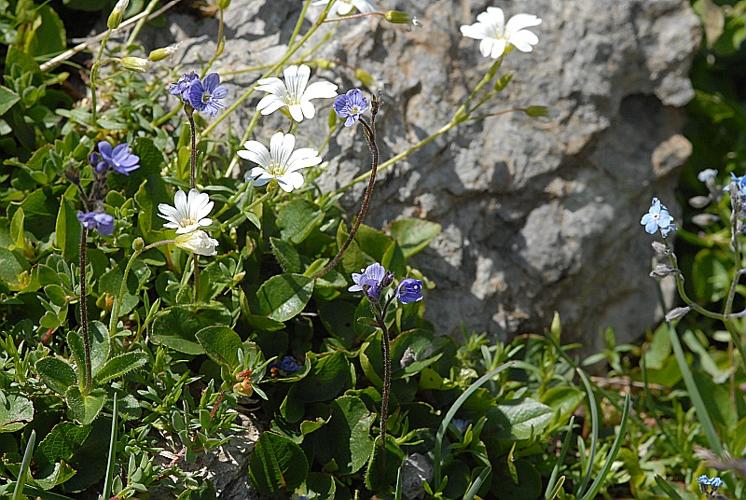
[0,0,745,499]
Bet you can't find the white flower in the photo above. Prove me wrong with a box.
[460,7,542,59]
[312,0,377,16]
[237,132,322,192]
[256,64,338,122]
[157,188,214,234]
[175,230,219,256]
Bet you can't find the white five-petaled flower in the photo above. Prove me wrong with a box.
[175,230,219,257]
[237,132,322,192]
[256,64,338,122]
[157,188,214,234]
[460,7,542,59]
[311,0,377,16]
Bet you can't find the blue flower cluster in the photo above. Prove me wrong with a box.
[697,475,724,496]
[169,72,228,117]
[349,262,424,303]
[77,211,114,236]
[90,141,140,175]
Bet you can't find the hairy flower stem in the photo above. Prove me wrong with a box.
[89,30,112,126]
[314,98,379,280]
[185,105,201,297]
[79,227,93,392]
[371,293,396,460]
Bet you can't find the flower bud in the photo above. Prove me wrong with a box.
[688,196,711,209]
[651,241,669,256]
[665,306,691,322]
[107,0,129,29]
[691,214,720,227]
[218,0,231,9]
[132,237,145,252]
[384,10,421,27]
[148,44,180,62]
[120,56,152,73]
[649,264,677,280]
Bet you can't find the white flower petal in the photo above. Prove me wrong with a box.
[490,38,507,58]
[301,100,316,119]
[460,23,489,40]
[256,77,285,95]
[257,95,285,115]
[287,148,322,171]
[505,14,542,36]
[288,104,304,122]
[479,38,495,58]
[352,0,376,14]
[508,30,539,52]
[238,140,271,167]
[302,81,338,101]
[335,2,353,15]
[484,7,505,32]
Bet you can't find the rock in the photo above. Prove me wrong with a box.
[145,0,700,349]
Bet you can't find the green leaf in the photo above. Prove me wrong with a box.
[89,321,110,378]
[196,326,242,369]
[36,358,77,394]
[0,85,20,116]
[9,207,24,251]
[283,352,352,422]
[248,432,309,496]
[389,218,441,258]
[65,387,106,425]
[0,247,29,291]
[314,396,374,475]
[26,6,66,58]
[270,237,302,274]
[55,198,81,262]
[94,352,148,384]
[257,273,314,322]
[36,422,91,466]
[151,303,232,354]
[277,199,324,244]
[490,398,553,440]
[540,386,584,427]
[0,393,34,433]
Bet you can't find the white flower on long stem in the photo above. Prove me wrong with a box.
[256,64,338,122]
[237,132,322,192]
[175,230,219,256]
[460,7,542,59]
[157,188,214,234]
[312,0,377,16]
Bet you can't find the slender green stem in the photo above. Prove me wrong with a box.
[90,30,112,126]
[125,0,160,47]
[324,11,386,23]
[152,105,180,127]
[202,5,225,77]
[109,239,175,337]
[724,320,746,374]
[79,227,92,392]
[290,0,314,45]
[200,0,338,139]
[665,248,724,321]
[314,108,379,279]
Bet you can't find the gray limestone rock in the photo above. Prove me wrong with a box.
[147,0,700,349]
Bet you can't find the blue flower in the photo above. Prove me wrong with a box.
[334,88,369,127]
[729,172,746,196]
[397,278,423,304]
[91,141,140,175]
[77,210,115,236]
[278,356,301,374]
[188,73,228,117]
[452,418,470,433]
[349,262,391,300]
[640,197,674,237]
[697,169,718,183]
[698,475,724,496]
[169,71,199,102]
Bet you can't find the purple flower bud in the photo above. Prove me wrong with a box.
[397,278,423,304]
[77,210,115,236]
[169,71,199,102]
[334,88,369,127]
[278,356,301,374]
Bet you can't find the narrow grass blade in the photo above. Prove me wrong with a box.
[12,429,36,500]
[394,460,403,500]
[667,323,722,453]
[654,475,684,499]
[432,361,516,489]
[464,465,492,500]
[545,415,575,499]
[575,369,598,498]
[102,393,118,500]
[580,393,631,500]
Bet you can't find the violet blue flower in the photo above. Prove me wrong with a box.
[698,475,724,496]
[334,88,369,127]
[397,278,424,304]
[77,210,115,236]
[278,356,302,374]
[91,141,140,175]
[640,197,673,237]
[452,418,470,433]
[169,71,199,102]
[349,262,391,300]
[188,73,228,117]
